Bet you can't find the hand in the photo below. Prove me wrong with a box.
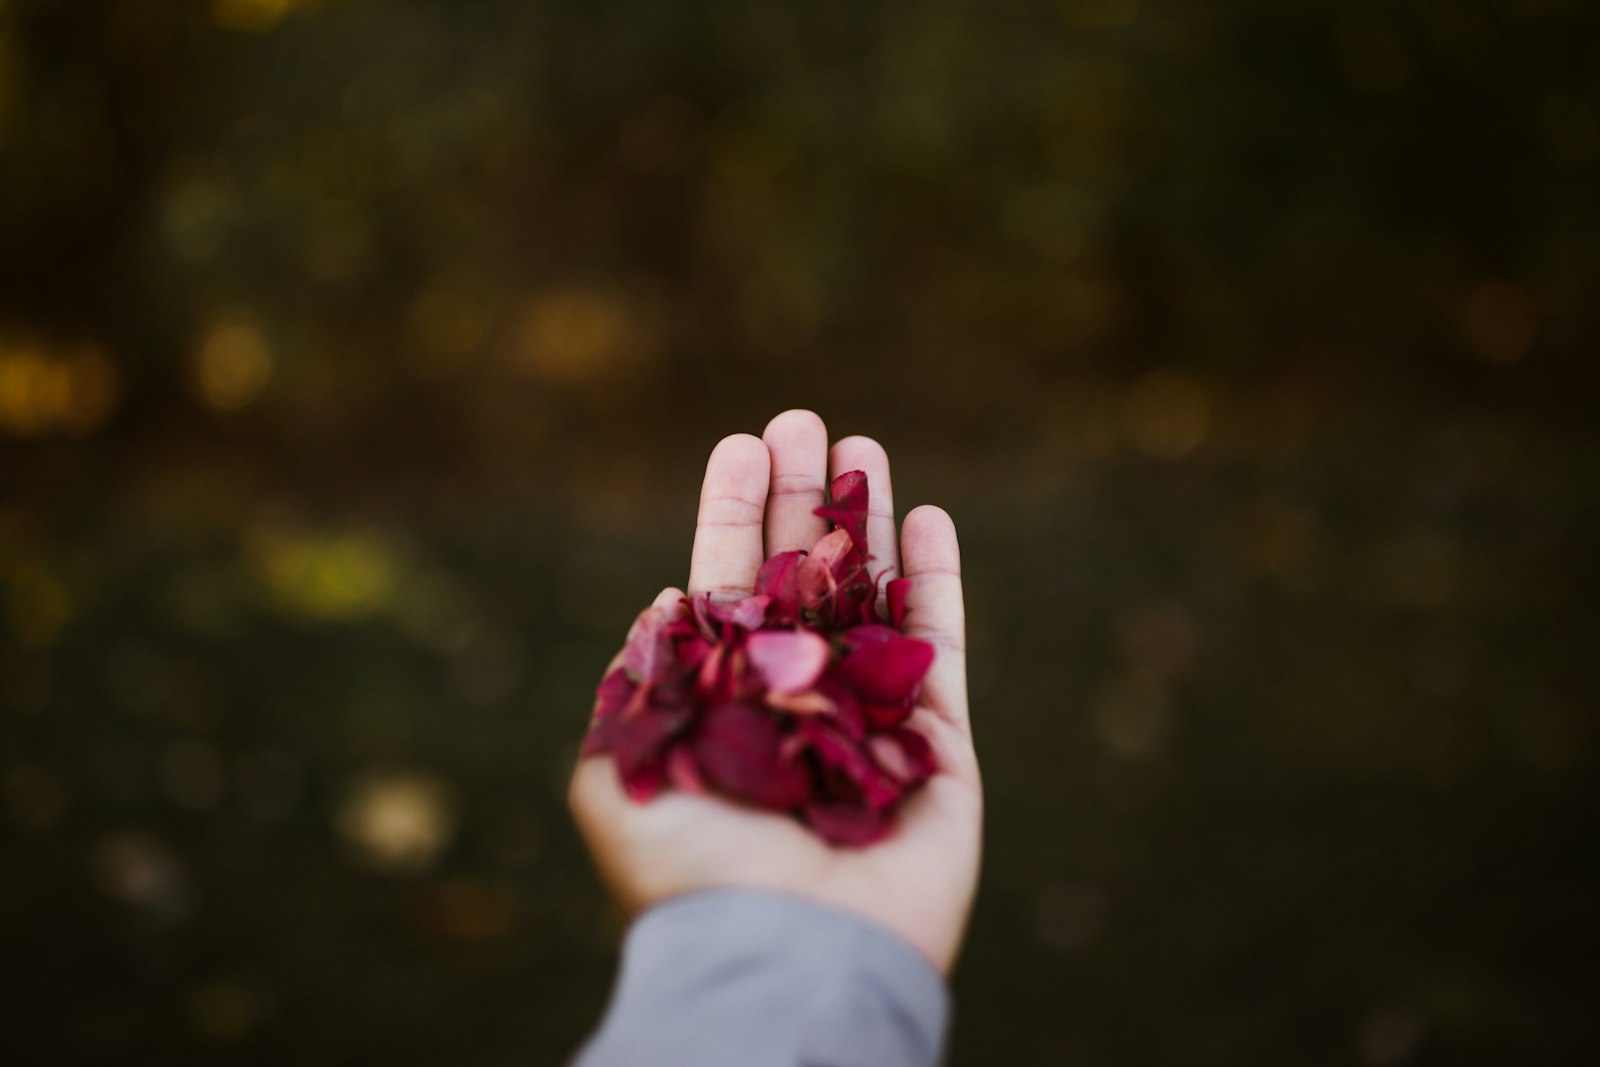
[568,410,981,974]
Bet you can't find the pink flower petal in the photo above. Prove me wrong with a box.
[665,744,707,793]
[799,528,852,610]
[886,577,912,629]
[727,594,773,631]
[755,551,806,620]
[839,634,935,706]
[796,718,900,809]
[842,623,900,649]
[861,701,915,729]
[746,629,830,695]
[765,688,837,716]
[869,728,937,785]
[592,667,637,724]
[813,470,870,555]
[804,802,893,846]
[622,606,676,685]
[615,706,690,801]
[689,593,720,641]
[691,702,809,810]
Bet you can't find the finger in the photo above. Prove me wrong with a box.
[899,505,969,732]
[828,435,899,602]
[689,434,770,602]
[762,409,830,556]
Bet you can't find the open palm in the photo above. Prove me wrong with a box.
[569,410,981,973]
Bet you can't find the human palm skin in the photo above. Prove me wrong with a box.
[569,410,981,974]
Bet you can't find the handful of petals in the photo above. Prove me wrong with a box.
[582,472,937,845]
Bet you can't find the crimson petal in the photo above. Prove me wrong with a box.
[614,706,689,801]
[813,470,870,555]
[804,802,893,846]
[755,551,806,620]
[869,727,937,785]
[726,594,773,631]
[691,702,809,810]
[746,630,830,695]
[839,634,935,706]
[886,577,912,629]
[592,667,636,724]
[622,606,677,685]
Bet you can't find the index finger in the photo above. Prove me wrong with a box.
[899,504,968,732]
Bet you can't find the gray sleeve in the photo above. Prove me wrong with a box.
[572,888,949,1067]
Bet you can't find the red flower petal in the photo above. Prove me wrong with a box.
[799,528,852,610]
[839,634,935,706]
[813,470,870,555]
[727,594,773,631]
[804,802,893,846]
[765,688,837,716]
[860,701,915,729]
[622,606,677,685]
[689,594,720,641]
[592,667,636,724]
[695,643,734,705]
[755,551,806,620]
[691,702,809,810]
[886,577,911,629]
[869,727,937,785]
[796,717,900,809]
[745,629,830,695]
[842,623,900,649]
[614,706,690,801]
[666,744,707,794]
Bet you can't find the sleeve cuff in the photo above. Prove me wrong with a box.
[574,888,949,1067]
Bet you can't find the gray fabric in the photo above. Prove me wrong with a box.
[573,889,948,1067]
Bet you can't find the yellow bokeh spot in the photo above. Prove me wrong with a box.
[337,773,455,874]
[213,0,300,33]
[195,315,274,411]
[251,527,395,621]
[515,287,637,384]
[0,341,119,438]
[1124,371,1210,459]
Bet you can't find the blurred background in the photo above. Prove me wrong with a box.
[2,0,1597,1063]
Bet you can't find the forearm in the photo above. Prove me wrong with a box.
[573,889,949,1067]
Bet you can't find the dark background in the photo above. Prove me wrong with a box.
[2,1,1597,1063]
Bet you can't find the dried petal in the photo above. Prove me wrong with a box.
[814,470,870,555]
[665,744,707,794]
[726,594,773,631]
[886,577,912,629]
[691,702,809,810]
[614,706,689,801]
[592,667,636,724]
[796,717,900,809]
[755,551,806,620]
[869,728,937,785]
[842,623,900,649]
[804,801,893,846]
[622,606,676,685]
[689,594,720,641]
[798,528,853,610]
[839,634,935,706]
[746,630,830,695]
[765,688,837,716]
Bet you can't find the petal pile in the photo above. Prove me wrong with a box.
[581,472,938,845]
